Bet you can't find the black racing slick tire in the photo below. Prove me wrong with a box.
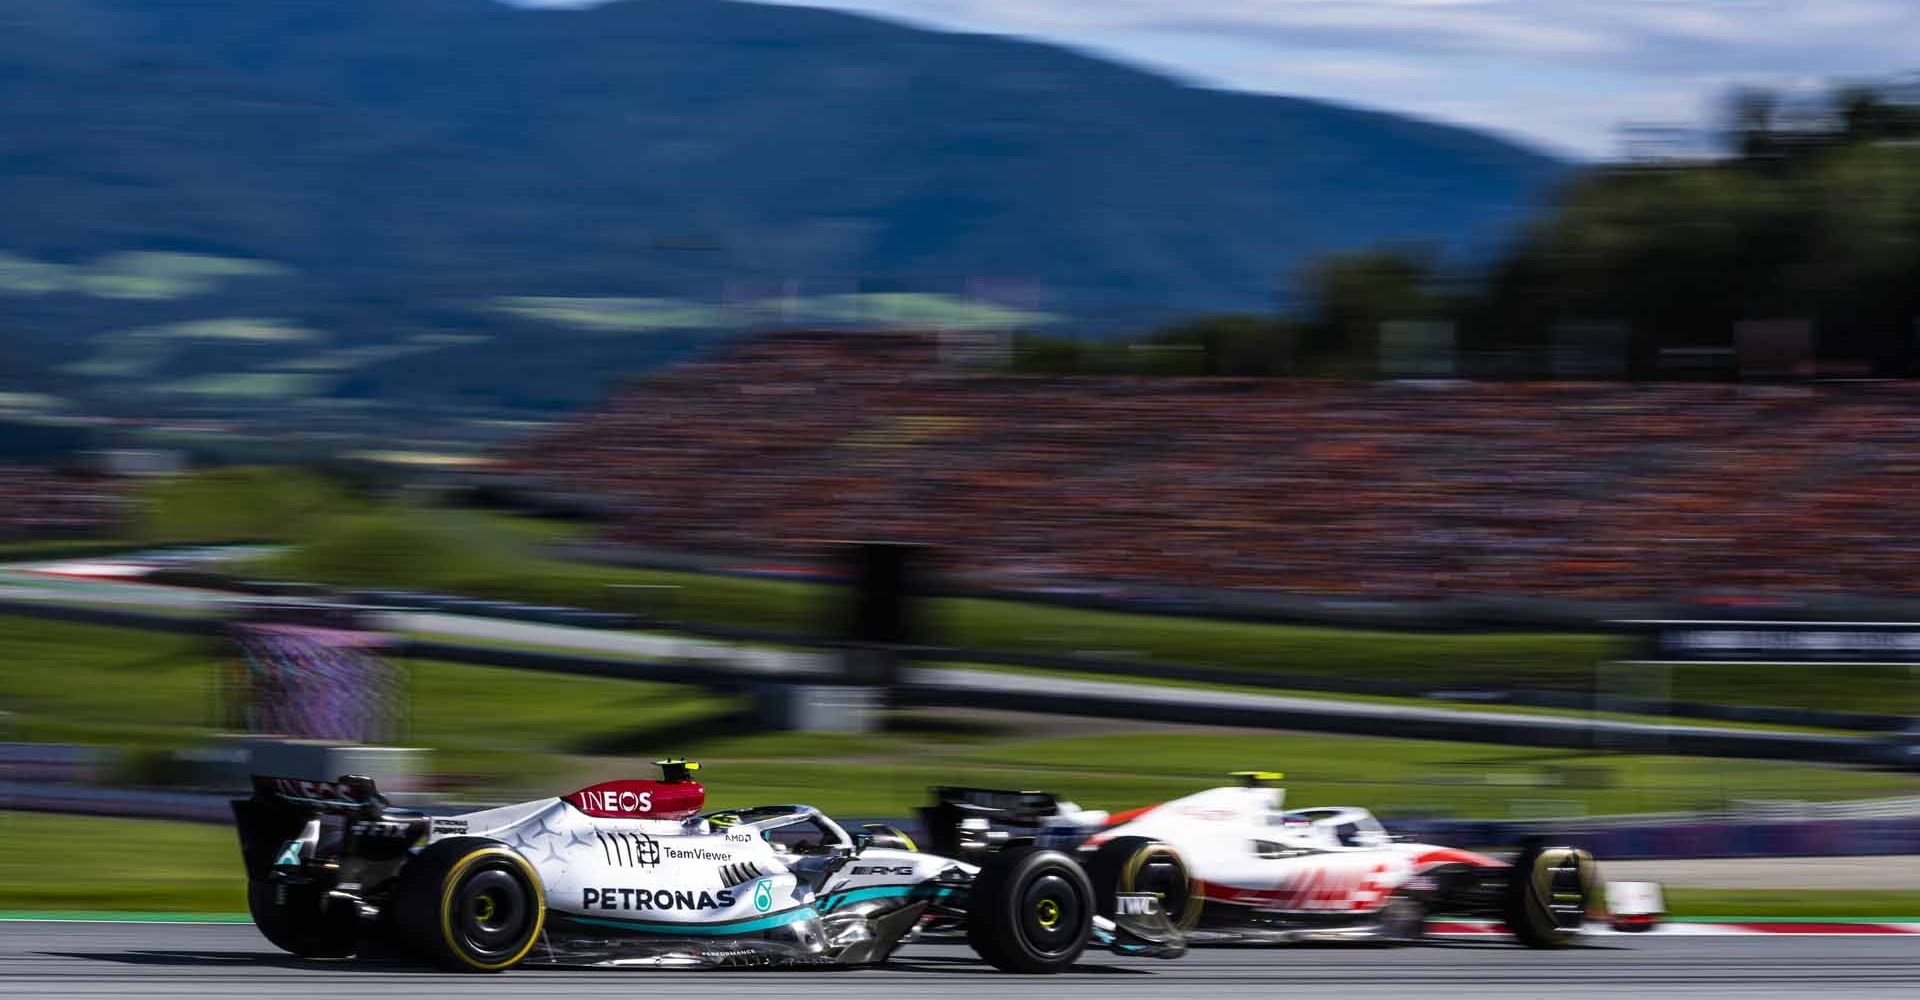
[1084,836,1201,933]
[393,837,546,972]
[966,846,1094,974]
[1376,893,1428,945]
[1503,843,1595,949]
[248,879,357,958]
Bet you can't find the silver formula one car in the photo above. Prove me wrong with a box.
[921,773,1598,948]
[232,760,1184,972]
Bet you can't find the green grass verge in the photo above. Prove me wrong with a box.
[253,505,836,633]
[931,603,1917,715]
[0,465,357,563]
[0,812,245,912]
[226,484,1917,717]
[942,662,1857,736]
[0,538,144,561]
[136,467,349,546]
[933,730,1918,820]
[203,469,1613,680]
[937,597,1619,687]
[249,504,1616,681]
[85,466,1903,718]
[0,613,732,787]
[0,616,221,753]
[5,613,1915,818]
[1664,890,1920,919]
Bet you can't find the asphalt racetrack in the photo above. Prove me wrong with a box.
[6,922,1919,999]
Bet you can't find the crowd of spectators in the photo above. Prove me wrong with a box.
[0,465,125,540]
[511,331,1920,602]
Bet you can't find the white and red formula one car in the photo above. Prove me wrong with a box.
[920,772,1601,947]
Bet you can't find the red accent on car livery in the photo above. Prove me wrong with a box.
[1103,803,1161,827]
[1413,847,1506,869]
[1201,864,1398,913]
[1426,920,1508,935]
[565,779,706,819]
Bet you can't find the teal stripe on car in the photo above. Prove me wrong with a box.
[817,884,963,913]
[564,906,819,936]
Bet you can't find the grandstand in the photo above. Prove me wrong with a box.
[0,465,126,541]
[509,331,1920,603]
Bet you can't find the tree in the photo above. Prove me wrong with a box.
[1294,249,1441,375]
[1838,85,1920,145]
[1727,87,1782,163]
[1149,314,1295,376]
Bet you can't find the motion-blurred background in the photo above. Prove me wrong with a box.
[6,0,1920,922]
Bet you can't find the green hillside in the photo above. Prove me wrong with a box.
[0,0,1561,433]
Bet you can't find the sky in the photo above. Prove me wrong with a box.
[513,1,1920,159]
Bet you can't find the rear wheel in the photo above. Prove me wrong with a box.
[247,879,356,958]
[1503,844,1594,948]
[1376,893,1427,944]
[1084,836,1200,932]
[966,846,1094,973]
[393,837,545,972]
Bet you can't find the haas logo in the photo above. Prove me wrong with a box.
[1277,861,1402,911]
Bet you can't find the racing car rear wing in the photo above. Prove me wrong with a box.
[232,773,405,879]
[248,773,389,812]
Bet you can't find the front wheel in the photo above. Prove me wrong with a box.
[392,837,546,972]
[966,846,1094,973]
[1503,844,1595,948]
[247,879,356,958]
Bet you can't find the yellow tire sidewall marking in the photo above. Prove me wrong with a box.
[438,847,545,971]
[1121,843,1201,931]
[1528,849,1589,932]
